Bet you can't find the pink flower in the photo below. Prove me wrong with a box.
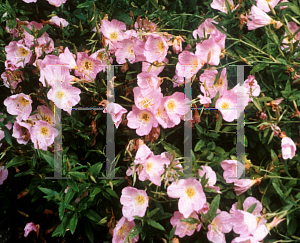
[234,179,257,196]
[270,124,281,136]
[1,69,23,92]
[134,144,154,165]
[127,105,158,136]
[279,0,289,10]
[215,90,238,122]
[247,5,281,30]
[113,217,139,243]
[23,21,44,48]
[4,93,32,121]
[90,48,113,73]
[196,39,222,66]
[244,75,261,100]
[198,166,221,193]
[29,105,55,126]
[167,178,206,218]
[198,95,212,106]
[133,86,162,113]
[138,154,170,186]
[170,211,201,238]
[211,0,238,13]
[200,68,227,98]
[75,52,102,81]
[135,19,157,32]
[281,136,297,159]
[24,222,37,237]
[161,152,183,182]
[49,16,69,28]
[120,187,148,221]
[22,0,37,2]
[176,51,203,78]
[207,210,232,243]
[242,196,263,216]
[31,120,55,151]
[232,235,260,243]
[59,47,77,69]
[281,21,300,50]
[221,160,244,183]
[47,82,81,115]
[172,36,184,54]
[46,0,67,7]
[231,210,258,235]
[155,98,176,129]
[144,35,168,63]
[39,65,73,87]
[0,166,8,185]
[137,72,160,96]
[256,0,280,12]
[103,102,127,129]
[101,19,126,42]
[172,74,184,88]
[5,41,32,68]
[259,112,268,120]
[164,92,188,125]
[115,39,136,64]
[142,58,168,75]
[35,35,55,58]
[12,121,32,145]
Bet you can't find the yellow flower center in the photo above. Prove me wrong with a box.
[185,187,196,198]
[55,91,64,99]
[97,52,105,60]
[117,224,126,236]
[136,194,146,205]
[141,112,150,122]
[18,47,29,57]
[19,96,30,106]
[40,126,49,136]
[191,59,198,73]
[139,97,153,109]
[44,115,52,124]
[158,41,165,53]
[129,45,134,54]
[215,78,223,87]
[156,108,161,117]
[110,31,118,40]
[153,61,162,67]
[221,102,229,109]
[83,61,93,71]
[146,162,152,172]
[166,100,176,112]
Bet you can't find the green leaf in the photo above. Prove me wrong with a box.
[247,203,257,214]
[88,162,103,177]
[224,0,232,16]
[114,12,133,25]
[207,141,216,151]
[206,194,220,221]
[21,25,33,35]
[4,128,12,145]
[39,187,61,200]
[148,208,160,218]
[161,140,182,157]
[106,188,119,199]
[252,97,262,111]
[287,214,297,235]
[65,188,76,204]
[59,201,65,220]
[36,25,49,38]
[85,209,102,223]
[68,171,87,180]
[169,226,176,239]
[67,179,79,192]
[180,217,201,224]
[39,150,54,168]
[85,222,94,243]
[215,114,222,133]
[127,223,142,241]
[5,156,26,169]
[77,1,95,8]
[147,219,165,231]
[195,123,204,134]
[272,180,284,199]
[194,140,205,152]
[70,213,78,235]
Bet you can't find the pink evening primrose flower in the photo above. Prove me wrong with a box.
[127,105,158,136]
[207,210,233,243]
[138,154,170,186]
[23,21,44,48]
[247,5,282,30]
[215,90,238,122]
[134,144,154,165]
[195,39,222,66]
[244,75,261,101]
[47,82,81,115]
[198,94,212,106]
[167,178,206,218]
[198,166,221,193]
[75,52,102,81]
[133,86,162,113]
[234,179,257,196]
[281,136,297,160]
[135,19,157,32]
[59,47,77,69]
[142,58,168,76]
[161,152,183,182]
[200,68,228,98]
[155,97,176,129]
[270,124,281,137]
[115,39,136,64]
[137,72,160,96]
[90,48,113,73]
[46,0,67,7]
[49,16,69,28]
[164,92,189,125]
[144,35,169,63]
[170,211,202,238]
[256,0,280,12]
[1,69,24,92]
[232,235,261,243]
[4,93,32,121]
[103,102,128,129]
[31,120,56,151]
[39,65,73,87]
[231,210,258,236]
[29,105,55,126]
[176,51,204,79]
[100,19,126,43]
[172,74,185,88]
[120,187,149,221]
[12,121,32,145]
[22,0,37,2]
[5,41,32,68]
[282,21,300,50]
[24,222,37,237]
[0,166,8,185]
[221,160,245,183]
[279,0,288,10]
[210,0,239,13]
[112,217,139,243]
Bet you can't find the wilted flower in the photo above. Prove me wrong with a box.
[12,121,32,145]
[103,102,127,129]
[0,166,8,185]
[112,217,139,243]
[270,124,281,136]
[266,97,283,111]
[24,222,37,237]
[49,16,69,28]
